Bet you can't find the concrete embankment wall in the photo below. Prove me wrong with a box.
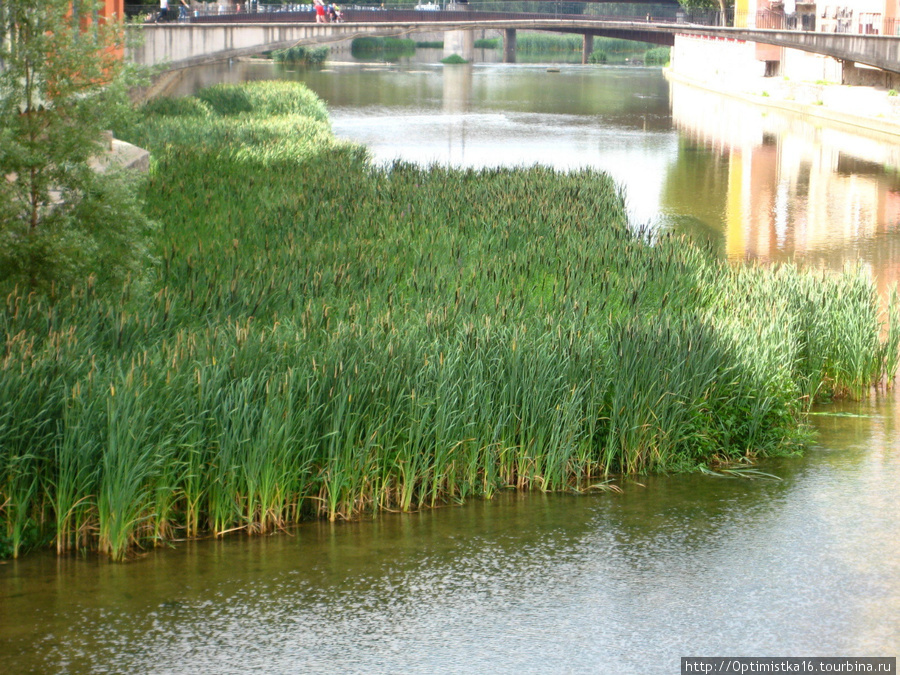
[670,33,900,137]
[672,31,900,88]
[671,34,769,83]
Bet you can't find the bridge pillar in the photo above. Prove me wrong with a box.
[582,34,594,64]
[443,3,475,62]
[503,29,517,64]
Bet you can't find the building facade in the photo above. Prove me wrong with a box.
[672,0,900,86]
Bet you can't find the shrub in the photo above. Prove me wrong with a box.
[140,96,214,118]
[0,0,153,296]
[644,47,670,65]
[272,45,330,65]
[351,37,416,58]
[195,81,329,122]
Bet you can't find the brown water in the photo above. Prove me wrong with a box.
[3,60,900,672]
[2,397,898,672]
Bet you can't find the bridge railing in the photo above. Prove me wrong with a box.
[180,5,681,24]
[126,2,900,37]
[126,2,679,23]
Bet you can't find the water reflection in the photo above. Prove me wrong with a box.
[442,63,472,113]
[3,399,899,673]
[667,81,900,295]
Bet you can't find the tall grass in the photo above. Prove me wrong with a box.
[644,47,671,65]
[272,45,329,65]
[351,37,416,59]
[0,80,896,559]
[515,33,657,56]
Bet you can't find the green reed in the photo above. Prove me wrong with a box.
[515,33,658,56]
[644,47,671,65]
[0,80,896,559]
[351,37,416,59]
[272,45,329,65]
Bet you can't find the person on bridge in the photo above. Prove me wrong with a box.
[315,0,327,23]
[179,0,190,20]
[155,0,169,22]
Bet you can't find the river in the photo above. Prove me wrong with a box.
[2,57,899,672]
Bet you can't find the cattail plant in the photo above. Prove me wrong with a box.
[0,81,896,560]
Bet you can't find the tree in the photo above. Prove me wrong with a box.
[677,0,732,25]
[0,0,152,293]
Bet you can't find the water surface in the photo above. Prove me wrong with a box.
[2,395,898,672]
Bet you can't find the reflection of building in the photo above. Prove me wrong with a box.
[667,81,900,298]
[673,0,900,86]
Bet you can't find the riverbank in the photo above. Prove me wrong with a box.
[665,67,900,139]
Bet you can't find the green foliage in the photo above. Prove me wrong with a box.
[474,38,500,49]
[351,37,417,59]
[415,40,445,49]
[140,96,214,118]
[644,47,671,65]
[195,80,330,122]
[515,33,657,56]
[588,51,609,64]
[0,0,153,295]
[516,33,584,53]
[674,0,723,9]
[1,81,897,560]
[272,45,330,65]
[582,2,672,18]
[441,54,469,64]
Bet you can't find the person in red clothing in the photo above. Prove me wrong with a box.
[314,0,326,23]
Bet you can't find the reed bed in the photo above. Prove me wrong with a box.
[515,34,657,57]
[350,37,417,59]
[644,47,671,65]
[1,81,896,560]
[271,45,330,66]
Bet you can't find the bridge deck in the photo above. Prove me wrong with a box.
[131,13,900,75]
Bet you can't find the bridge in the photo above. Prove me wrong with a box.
[128,10,900,76]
